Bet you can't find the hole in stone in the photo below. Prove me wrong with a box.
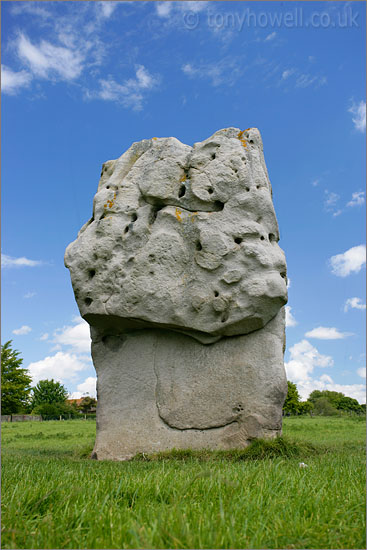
[84,298,92,306]
[214,200,224,211]
[196,241,202,251]
[178,184,186,198]
[149,204,164,224]
[260,236,265,241]
[208,187,214,194]
[234,237,242,244]
[131,212,138,222]
[249,139,254,144]
[149,254,156,262]
[234,168,238,174]
[221,312,229,323]
[211,153,216,160]
[256,185,260,189]
[214,290,219,297]
[127,257,134,263]
[269,233,276,242]
[246,187,250,192]
[280,272,287,279]
[88,269,96,279]
[124,226,129,234]
[106,186,110,189]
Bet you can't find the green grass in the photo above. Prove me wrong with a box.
[1,417,365,549]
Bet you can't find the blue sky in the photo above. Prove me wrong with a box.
[1,1,366,402]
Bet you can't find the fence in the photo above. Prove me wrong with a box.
[1,414,42,422]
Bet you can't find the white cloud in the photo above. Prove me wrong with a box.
[24,292,36,299]
[156,1,208,17]
[53,317,91,353]
[40,333,49,341]
[285,306,297,327]
[344,297,366,312]
[329,244,366,277]
[295,73,326,88]
[11,2,52,18]
[69,377,97,399]
[183,1,209,13]
[348,100,366,132]
[91,65,159,110]
[280,68,326,89]
[286,277,291,289]
[12,325,32,335]
[265,32,276,41]
[347,191,365,208]
[282,69,294,80]
[305,326,351,340]
[357,367,366,379]
[324,189,341,216]
[98,1,118,19]
[156,1,173,17]
[182,57,243,87]
[1,65,32,95]
[285,339,333,383]
[28,351,91,386]
[17,33,85,81]
[2,254,43,268]
[286,340,365,403]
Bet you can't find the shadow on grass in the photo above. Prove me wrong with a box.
[131,436,322,462]
[67,435,366,462]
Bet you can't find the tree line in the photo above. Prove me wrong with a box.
[1,341,96,419]
[283,380,365,416]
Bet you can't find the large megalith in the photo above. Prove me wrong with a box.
[65,127,288,460]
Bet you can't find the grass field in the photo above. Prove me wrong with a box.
[1,416,365,549]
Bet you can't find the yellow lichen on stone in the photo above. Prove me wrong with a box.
[180,175,186,182]
[237,130,247,148]
[175,208,182,222]
[152,137,158,140]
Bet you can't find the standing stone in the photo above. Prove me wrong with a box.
[65,127,288,460]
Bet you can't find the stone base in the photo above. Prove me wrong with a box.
[90,310,287,460]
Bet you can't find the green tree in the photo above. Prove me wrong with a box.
[78,396,97,414]
[309,390,345,408]
[313,397,338,416]
[1,341,32,414]
[32,401,79,420]
[31,379,68,409]
[283,381,301,415]
[298,400,314,416]
[337,396,362,414]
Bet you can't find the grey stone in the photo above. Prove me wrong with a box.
[65,127,288,460]
[91,310,286,460]
[65,127,287,344]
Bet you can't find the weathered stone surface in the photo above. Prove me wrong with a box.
[65,127,287,344]
[91,310,286,460]
[65,128,288,459]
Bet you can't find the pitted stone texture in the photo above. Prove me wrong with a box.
[65,128,287,343]
[91,310,287,460]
